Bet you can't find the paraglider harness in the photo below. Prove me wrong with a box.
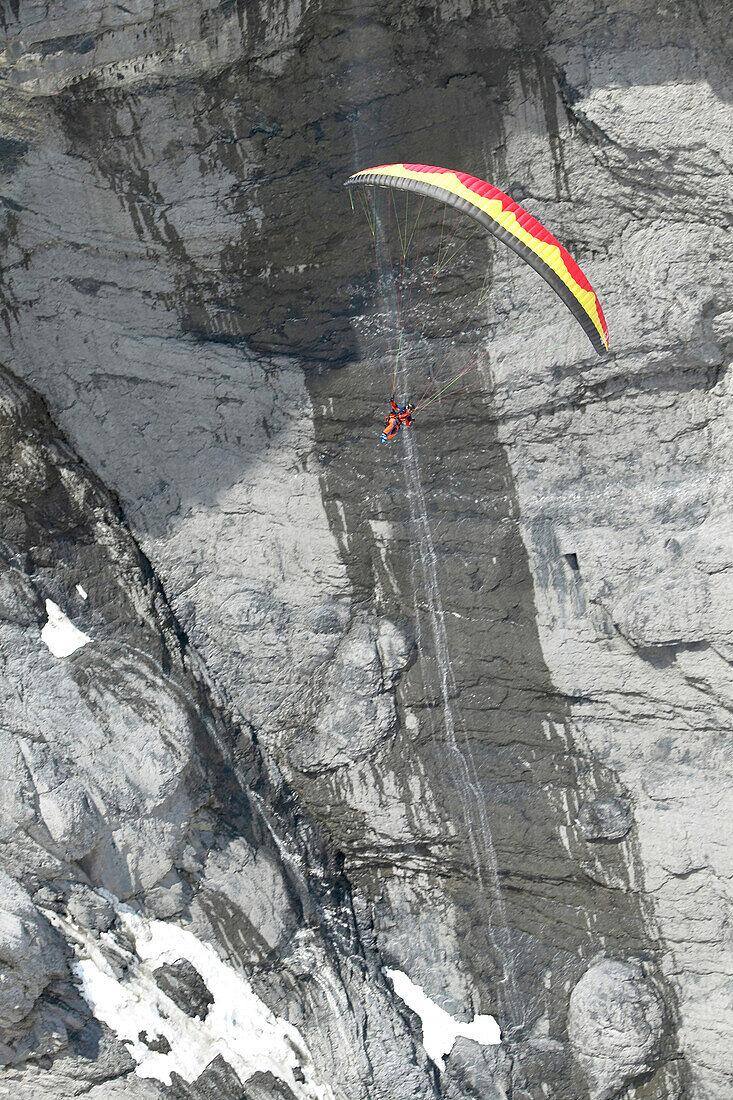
[380,396,414,444]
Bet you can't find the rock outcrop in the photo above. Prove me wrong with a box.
[568,959,665,1099]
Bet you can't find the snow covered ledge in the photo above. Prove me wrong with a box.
[385,967,501,1070]
[51,897,336,1100]
[40,599,90,658]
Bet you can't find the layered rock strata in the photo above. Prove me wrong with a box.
[0,1,730,1097]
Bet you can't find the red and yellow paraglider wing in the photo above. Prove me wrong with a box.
[346,163,609,356]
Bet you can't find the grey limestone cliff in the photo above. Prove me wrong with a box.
[0,1,730,1098]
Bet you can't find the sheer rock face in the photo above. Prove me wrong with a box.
[0,1,730,1099]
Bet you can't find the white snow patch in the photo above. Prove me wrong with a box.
[61,900,335,1099]
[385,967,501,1070]
[40,599,90,658]
[76,584,88,599]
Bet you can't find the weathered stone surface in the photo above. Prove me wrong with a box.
[133,1030,170,1057]
[568,958,664,1099]
[0,873,65,1029]
[290,615,399,772]
[577,798,632,843]
[244,1072,299,1099]
[168,1055,251,1100]
[201,838,298,956]
[444,1039,512,1099]
[66,886,116,933]
[0,361,436,1094]
[0,0,730,1098]
[153,959,214,1020]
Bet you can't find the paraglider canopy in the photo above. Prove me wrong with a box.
[346,162,609,357]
